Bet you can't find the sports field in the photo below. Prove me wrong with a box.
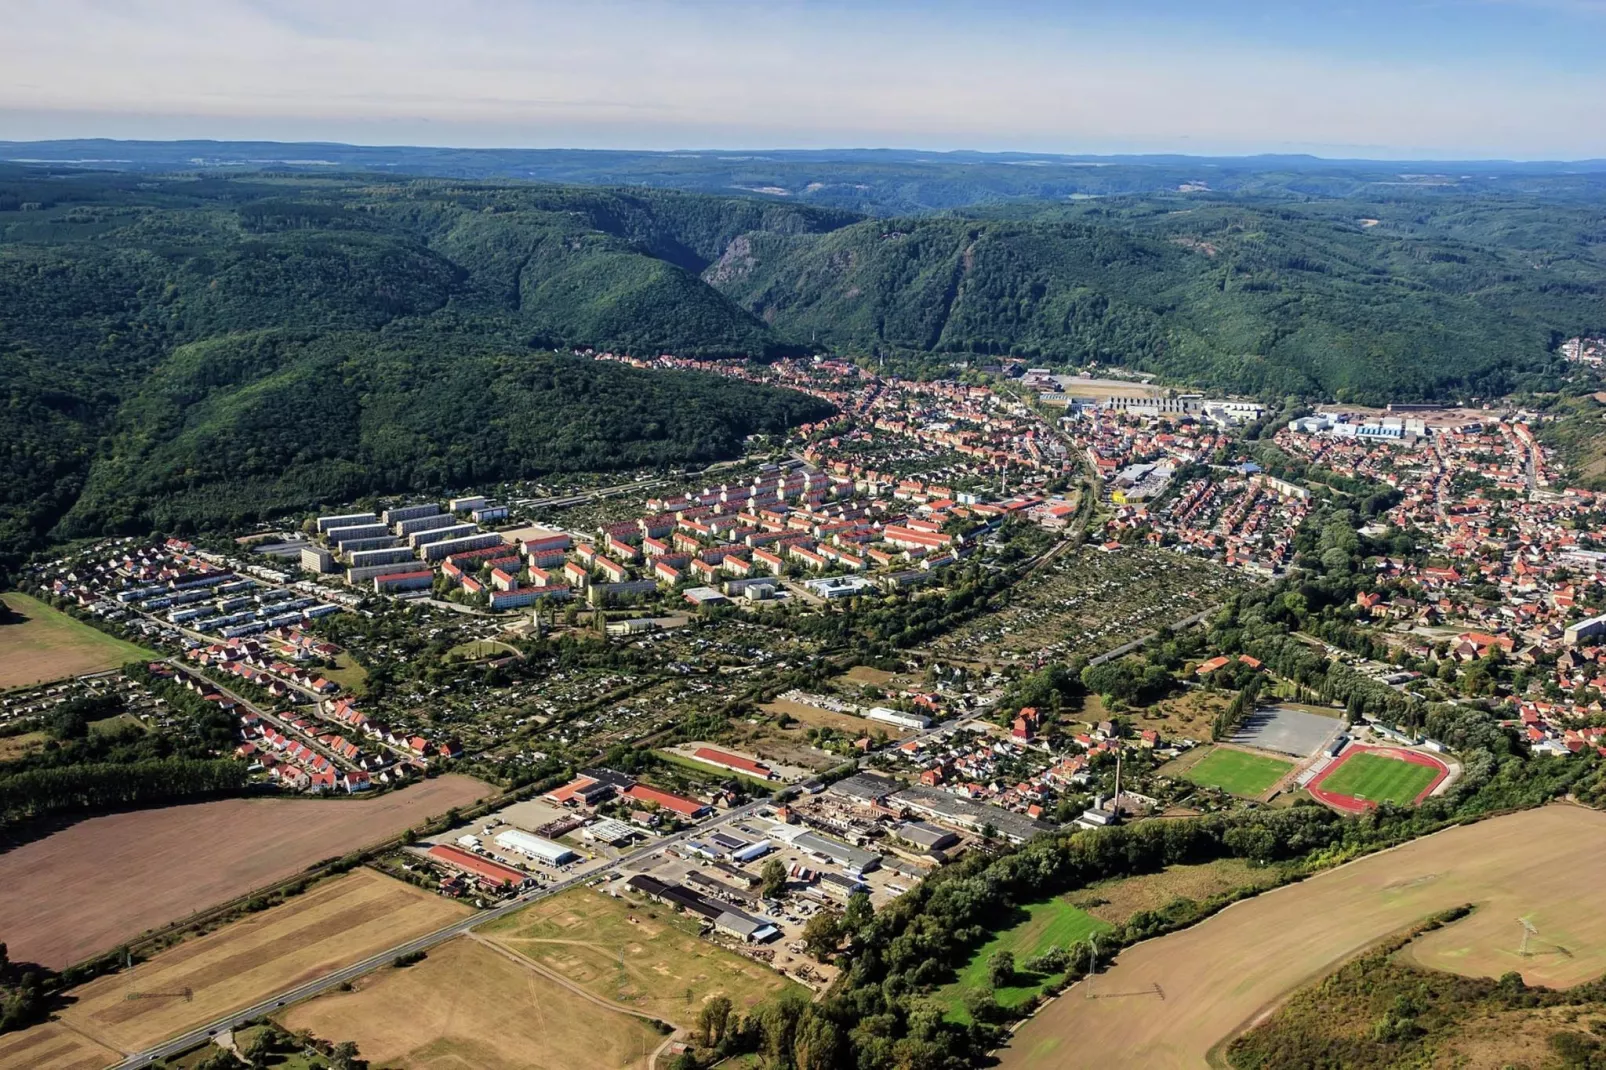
[1181,747,1293,797]
[937,899,1112,1022]
[0,592,156,689]
[1310,747,1447,810]
[0,773,491,968]
[280,935,665,1070]
[478,887,799,1025]
[53,868,469,1054]
[999,804,1606,1069]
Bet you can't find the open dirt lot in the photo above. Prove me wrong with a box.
[0,1021,118,1070]
[479,887,798,1026]
[280,934,665,1070]
[56,869,468,1055]
[760,699,912,740]
[999,805,1606,1070]
[0,774,491,969]
[0,593,156,689]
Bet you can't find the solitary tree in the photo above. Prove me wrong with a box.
[760,858,788,898]
[987,949,1015,988]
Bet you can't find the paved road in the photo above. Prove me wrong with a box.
[112,797,772,1068]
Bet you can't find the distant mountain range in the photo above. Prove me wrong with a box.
[6,140,1606,216]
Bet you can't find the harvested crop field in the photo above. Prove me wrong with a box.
[0,1021,118,1070]
[999,805,1606,1070]
[0,773,491,968]
[280,935,665,1070]
[0,592,156,689]
[55,869,468,1055]
[479,887,799,1025]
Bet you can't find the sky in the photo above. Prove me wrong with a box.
[2,0,1605,159]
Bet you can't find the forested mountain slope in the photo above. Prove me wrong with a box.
[0,170,845,561]
[708,207,1598,400]
[2,166,1602,563]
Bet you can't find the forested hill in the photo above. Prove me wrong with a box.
[711,205,1600,400]
[2,166,1602,559]
[0,170,844,562]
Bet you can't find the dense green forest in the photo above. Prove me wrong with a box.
[3,164,1604,562]
[0,170,843,561]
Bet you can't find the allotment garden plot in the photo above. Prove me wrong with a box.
[929,548,1232,666]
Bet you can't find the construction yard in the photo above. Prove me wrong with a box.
[49,868,469,1056]
[0,774,491,968]
[477,887,799,1027]
[999,804,1606,1069]
[0,592,156,689]
[280,934,667,1070]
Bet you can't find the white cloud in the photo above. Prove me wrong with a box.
[0,0,1603,157]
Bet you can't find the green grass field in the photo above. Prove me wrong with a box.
[0,592,158,690]
[1183,747,1295,797]
[1317,751,1440,805]
[936,898,1112,1023]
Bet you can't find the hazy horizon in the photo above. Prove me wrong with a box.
[3,1,1605,160]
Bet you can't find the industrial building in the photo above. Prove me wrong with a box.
[493,828,578,865]
[891,784,1055,844]
[866,706,932,730]
[792,830,881,874]
[425,844,529,891]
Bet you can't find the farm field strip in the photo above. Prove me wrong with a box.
[0,1021,119,1070]
[0,592,157,689]
[0,774,491,969]
[279,935,664,1070]
[477,887,799,1024]
[999,805,1606,1070]
[55,868,470,1054]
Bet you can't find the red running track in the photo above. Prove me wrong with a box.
[1307,744,1450,814]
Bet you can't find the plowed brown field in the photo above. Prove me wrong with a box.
[0,774,490,968]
